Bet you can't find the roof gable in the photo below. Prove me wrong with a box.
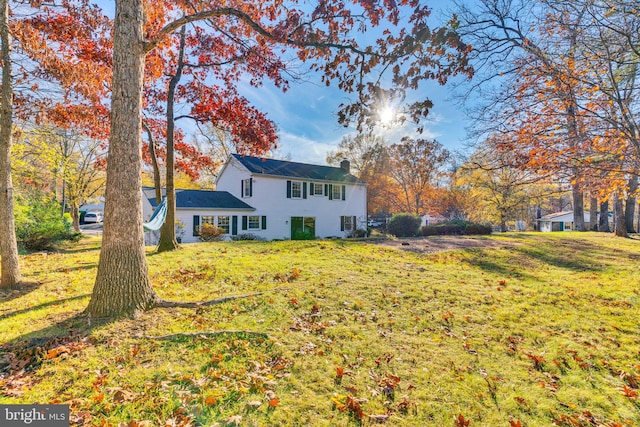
[231,154,365,184]
[143,187,254,210]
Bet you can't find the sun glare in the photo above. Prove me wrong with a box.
[379,106,395,125]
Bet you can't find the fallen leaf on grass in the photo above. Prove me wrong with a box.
[45,346,69,359]
[225,415,243,426]
[245,400,262,410]
[204,395,218,406]
[110,388,137,404]
[622,385,638,398]
[268,398,280,407]
[455,414,470,427]
[368,413,390,423]
[118,421,153,427]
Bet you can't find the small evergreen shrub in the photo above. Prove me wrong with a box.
[197,223,226,241]
[387,213,422,237]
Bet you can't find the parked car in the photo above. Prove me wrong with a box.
[84,211,103,223]
[367,220,384,227]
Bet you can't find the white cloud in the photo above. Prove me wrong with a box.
[275,130,347,164]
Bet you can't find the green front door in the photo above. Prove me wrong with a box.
[291,217,315,240]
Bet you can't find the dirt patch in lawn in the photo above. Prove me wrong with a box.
[368,236,519,254]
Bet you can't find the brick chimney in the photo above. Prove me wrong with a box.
[340,159,350,174]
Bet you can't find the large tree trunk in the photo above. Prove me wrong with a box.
[624,175,637,233]
[0,0,21,289]
[613,192,627,238]
[157,28,186,253]
[572,181,586,231]
[86,0,157,317]
[598,200,610,232]
[589,195,598,231]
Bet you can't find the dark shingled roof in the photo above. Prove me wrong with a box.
[143,188,254,210]
[232,154,365,184]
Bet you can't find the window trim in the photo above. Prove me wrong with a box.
[217,216,230,234]
[340,215,357,232]
[332,185,342,200]
[248,215,260,230]
[291,181,302,199]
[242,178,252,198]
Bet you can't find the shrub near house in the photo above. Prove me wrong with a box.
[387,213,422,237]
[420,220,492,236]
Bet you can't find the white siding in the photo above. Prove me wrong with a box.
[175,209,254,243]
[144,156,368,243]
[216,157,367,240]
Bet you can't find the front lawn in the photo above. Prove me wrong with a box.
[1,233,638,426]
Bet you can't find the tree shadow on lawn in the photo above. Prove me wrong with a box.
[457,236,626,279]
[0,294,91,322]
[28,262,97,276]
[511,238,635,272]
[0,311,108,378]
[49,246,100,255]
[461,256,536,279]
[0,280,45,304]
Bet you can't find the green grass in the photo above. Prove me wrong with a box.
[1,233,639,426]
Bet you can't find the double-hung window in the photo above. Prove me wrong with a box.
[332,185,342,200]
[341,215,356,232]
[311,183,323,196]
[248,215,260,229]
[242,178,252,197]
[291,181,302,198]
[217,216,230,233]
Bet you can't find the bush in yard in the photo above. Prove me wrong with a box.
[387,213,422,237]
[463,222,493,235]
[419,220,492,236]
[15,193,82,251]
[197,223,226,241]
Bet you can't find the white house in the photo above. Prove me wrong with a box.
[538,211,592,232]
[143,154,368,243]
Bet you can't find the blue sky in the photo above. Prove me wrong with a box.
[234,2,473,165]
[239,73,471,165]
[97,1,472,165]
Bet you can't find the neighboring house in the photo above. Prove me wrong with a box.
[143,154,368,243]
[421,214,445,227]
[537,211,592,232]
